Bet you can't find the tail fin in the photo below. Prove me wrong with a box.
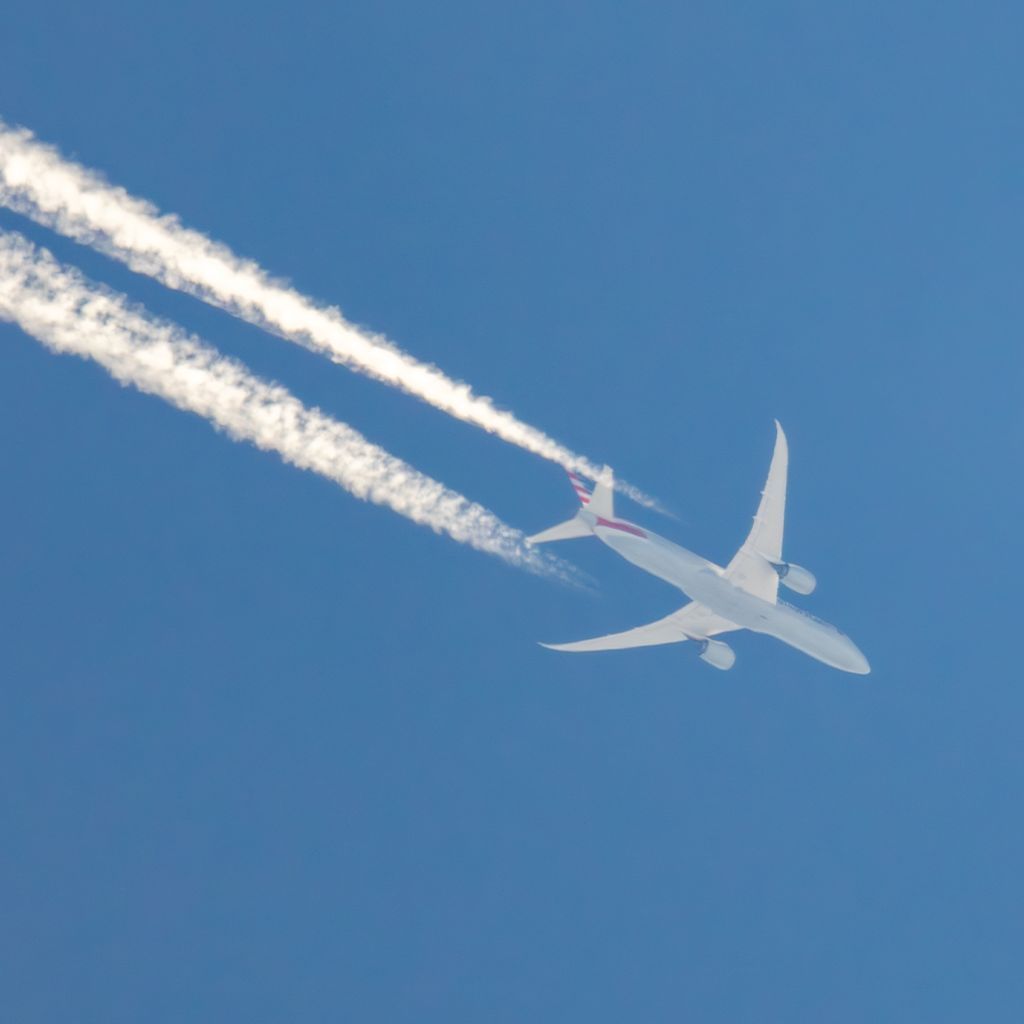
[568,467,614,519]
[528,467,615,545]
[587,467,615,520]
[567,471,592,507]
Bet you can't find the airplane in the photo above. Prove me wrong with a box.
[529,422,870,674]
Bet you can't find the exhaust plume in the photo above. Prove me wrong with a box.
[0,120,658,508]
[0,229,569,577]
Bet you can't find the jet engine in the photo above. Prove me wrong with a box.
[695,638,736,671]
[771,561,817,595]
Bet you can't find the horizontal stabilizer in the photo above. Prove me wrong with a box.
[528,515,592,545]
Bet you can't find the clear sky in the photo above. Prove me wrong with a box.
[1,2,1021,1021]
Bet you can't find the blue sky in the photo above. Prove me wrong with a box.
[1,2,1022,1020]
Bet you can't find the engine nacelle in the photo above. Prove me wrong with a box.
[695,638,736,671]
[771,561,817,595]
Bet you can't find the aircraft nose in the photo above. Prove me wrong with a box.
[844,640,871,675]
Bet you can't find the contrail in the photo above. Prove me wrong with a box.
[0,229,571,578]
[0,119,659,509]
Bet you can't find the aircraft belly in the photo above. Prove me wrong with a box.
[599,531,717,594]
[748,601,869,673]
[651,569,868,673]
[599,533,688,588]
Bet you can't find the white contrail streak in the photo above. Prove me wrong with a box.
[0,229,569,577]
[0,120,658,509]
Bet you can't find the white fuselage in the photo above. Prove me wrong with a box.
[586,513,870,674]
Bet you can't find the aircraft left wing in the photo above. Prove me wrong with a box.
[541,601,738,653]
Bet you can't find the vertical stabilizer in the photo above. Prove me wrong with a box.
[587,467,615,520]
[528,466,614,544]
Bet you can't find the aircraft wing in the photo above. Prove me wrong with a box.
[541,601,739,653]
[724,420,788,603]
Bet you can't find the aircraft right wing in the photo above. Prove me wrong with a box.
[541,601,738,653]
[723,419,788,604]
